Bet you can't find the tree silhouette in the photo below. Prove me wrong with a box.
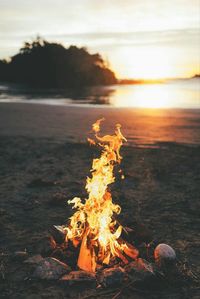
[0,38,116,87]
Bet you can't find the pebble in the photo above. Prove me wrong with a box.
[154,243,176,267]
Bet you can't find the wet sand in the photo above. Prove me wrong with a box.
[0,103,200,298]
[0,102,200,146]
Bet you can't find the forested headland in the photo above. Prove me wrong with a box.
[0,37,117,88]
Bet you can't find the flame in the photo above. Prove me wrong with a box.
[64,119,138,272]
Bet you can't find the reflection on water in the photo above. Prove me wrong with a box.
[0,78,199,109]
[110,80,200,108]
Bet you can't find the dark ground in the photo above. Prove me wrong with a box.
[0,135,199,298]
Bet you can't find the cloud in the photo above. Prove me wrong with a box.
[45,28,200,49]
[0,0,199,36]
[0,27,199,59]
[0,0,199,75]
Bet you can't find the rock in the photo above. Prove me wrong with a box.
[125,258,155,286]
[61,270,96,286]
[33,257,71,280]
[24,254,44,265]
[98,267,125,287]
[154,244,176,267]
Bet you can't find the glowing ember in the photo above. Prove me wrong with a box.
[64,119,138,272]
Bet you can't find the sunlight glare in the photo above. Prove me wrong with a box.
[114,46,175,79]
[109,83,200,109]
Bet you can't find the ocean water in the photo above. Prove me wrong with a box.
[0,78,199,109]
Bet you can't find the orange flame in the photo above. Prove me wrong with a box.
[64,119,138,272]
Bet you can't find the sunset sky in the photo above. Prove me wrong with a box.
[0,0,200,79]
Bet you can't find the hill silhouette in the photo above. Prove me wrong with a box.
[0,37,117,88]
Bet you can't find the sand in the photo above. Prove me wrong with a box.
[0,102,200,146]
[0,102,200,298]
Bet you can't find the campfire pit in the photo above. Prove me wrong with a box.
[27,119,183,293]
[22,119,184,296]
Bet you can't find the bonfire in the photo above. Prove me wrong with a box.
[62,118,138,272]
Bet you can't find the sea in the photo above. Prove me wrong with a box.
[0,78,199,109]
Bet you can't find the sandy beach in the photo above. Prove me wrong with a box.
[0,103,200,298]
[0,102,200,146]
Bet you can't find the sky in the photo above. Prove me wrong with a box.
[0,0,200,79]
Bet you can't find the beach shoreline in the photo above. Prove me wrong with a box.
[0,102,200,147]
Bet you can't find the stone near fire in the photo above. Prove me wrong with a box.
[154,244,176,267]
[33,257,71,280]
[60,270,96,286]
[98,267,125,287]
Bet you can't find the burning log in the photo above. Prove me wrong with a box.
[122,242,139,260]
[77,230,97,272]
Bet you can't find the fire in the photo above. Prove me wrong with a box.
[64,119,138,272]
